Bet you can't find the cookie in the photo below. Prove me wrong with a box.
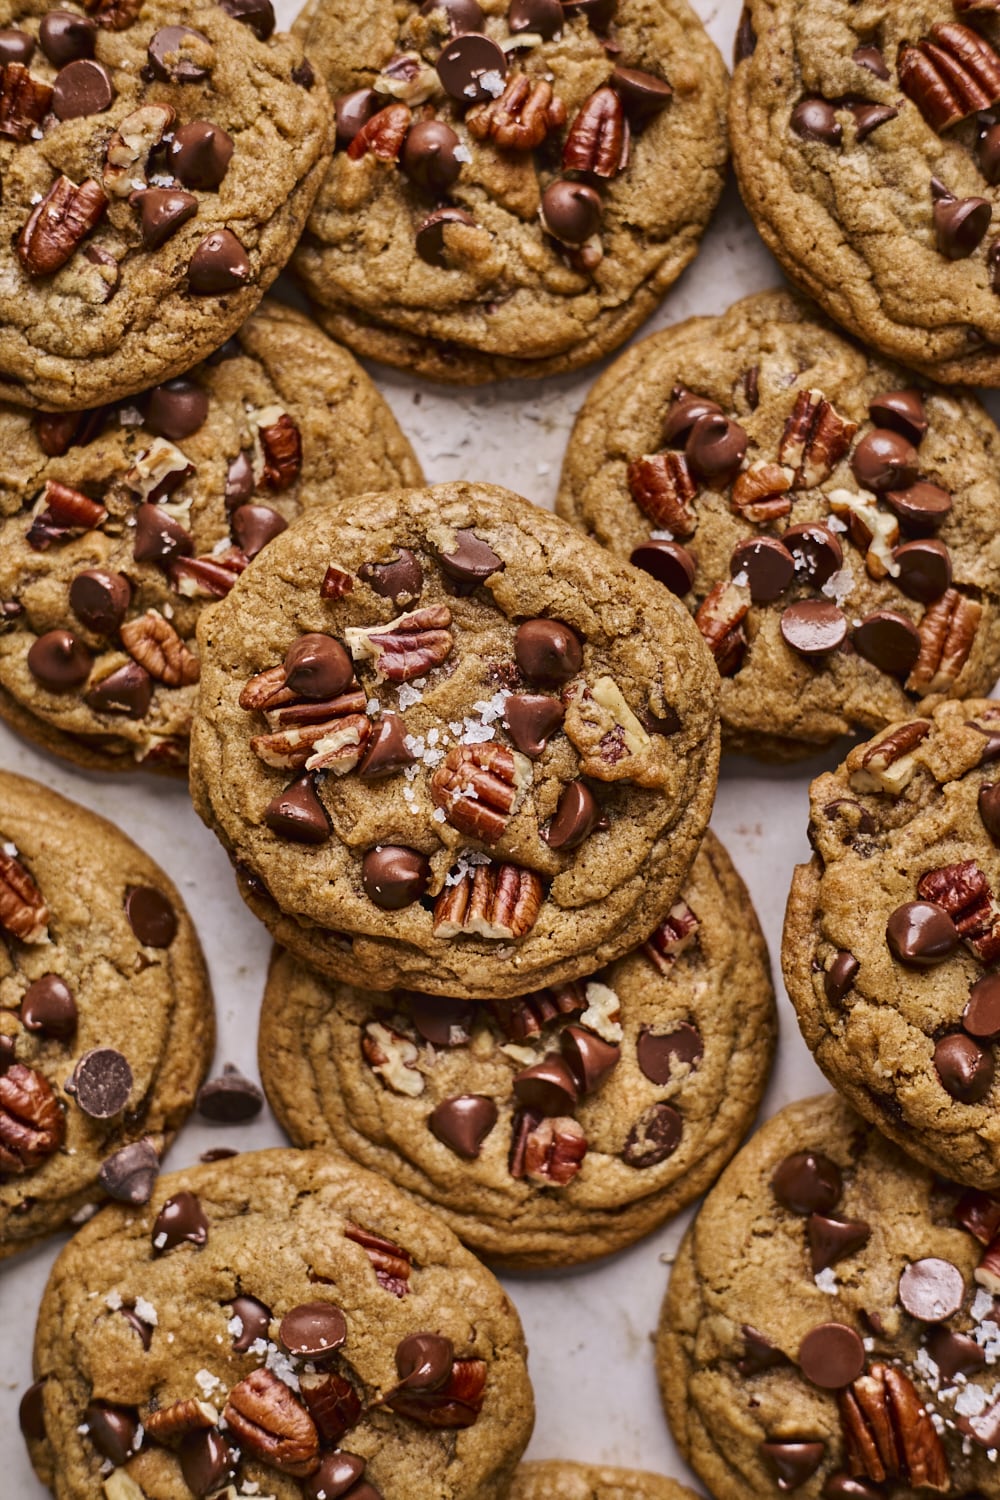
[0,301,422,776]
[290,0,728,383]
[0,0,333,411]
[23,1147,535,1500]
[189,481,720,1000]
[557,288,1000,760]
[731,0,1000,385]
[258,832,775,1269]
[783,697,1000,1189]
[0,769,213,1259]
[511,1461,702,1499]
[657,1093,1000,1500]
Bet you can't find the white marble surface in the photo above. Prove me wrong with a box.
[3,0,1000,1492]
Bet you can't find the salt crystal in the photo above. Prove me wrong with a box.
[104,1290,123,1311]
[367,698,381,716]
[134,1296,157,1325]
[453,144,471,163]
[481,69,505,96]
[814,1268,838,1295]
[432,808,447,822]
[398,683,423,710]
[195,1369,222,1397]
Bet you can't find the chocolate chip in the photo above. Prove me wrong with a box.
[869,389,927,446]
[892,539,951,603]
[884,480,952,536]
[851,429,920,492]
[980,782,1000,844]
[850,102,898,141]
[359,550,423,603]
[824,951,859,1005]
[292,58,314,89]
[415,206,475,267]
[133,503,193,566]
[504,693,564,756]
[436,528,503,584]
[730,536,794,603]
[51,57,113,119]
[636,1023,703,1085]
[886,901,959,966]
[303,1453,369,1500]
[791,97,842,144]
[851,609,921,677]
[685,412,748,485]
[780,600,847,658]
[513,1053,578,1114]
[662,390,723,446]
[798,1323,865,1388]
[197,1064,264,1122]
[230,502,287,559]
[0,28,34,65]
[357,715,416,781]
[284,634,353,700]
[429,1094,498,1159]
[218,0,275,39]
[362,847,430,909]
[39,11,95,65]
[559,1024,620,1094]
[125,885,177,947]
[20,974,77,1040]
[19,1381,46,1443]
[737,1327,787,1377]
[69,1047,132,1118]
[925,1326,987,1379]
[965,973,1000,1039]
[85,1403,140,1465]
[152,1190,208,1252]
[27,629,93,690]
[436,32,507,104]
[335,88,379,149]
[180,1429,238,1497]
[228,1294,271,1351]
[979,121,1000,186]
[401,120,462,195]
[759,1442,825,1490]
[84,662,153,719]
[898,1257,965,1321]
[772,1151,842,1215]
[784,522,843,586]
[853,43,888,79]
[823,1467,881,1494]
[147,25,211,82]
[508,0,561,37]
[224,451,255,508]
[562,0,616,29]
[545,780,599,850]
[610,66,672,124]
[407,994,475,1047]
[935,1032,995,1103]
[168,120,234,190]
[515,619,582,686]
[629,539,695,596]
[200,1147,238,1162]
[98,1139,160,1204]
[622,1101,683,1167]
[807,1214,871,1273]
[0,1034,15,1073]
[395,1331,454,1389]
[188,229,251,293]
[279,1302,348,1359]
[423,0,485,31]
[133,186,198,249]
[146,378,209,441]
[265,774,331,845]
[935,194,992,259]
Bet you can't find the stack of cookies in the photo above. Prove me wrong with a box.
[6,0,1000,1495]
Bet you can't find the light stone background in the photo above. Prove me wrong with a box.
[4,0,1000,1491]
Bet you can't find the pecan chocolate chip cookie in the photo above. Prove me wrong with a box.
[258,833,775,1269]
[732,0,1000,384]
[784,697,1000,1188]
[0,769,213,1259]
[23,1148,534,1499]
[189,481,720,1000]
[511,1462,702,1499]
[0,302,421,775]
[290,0,728,383]
[657,1094,1000,1500]
[0,0,333,410]
[557,289,1000,760]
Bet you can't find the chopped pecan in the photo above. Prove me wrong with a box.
[269,689,368,729]
[838,1363,949,1490]
[0,849,49,943]
[124,437,192,500]
[223,1370,319,1478]
[144,1398,217,1446]
[299,1372,361,1447]
[362,1020,424,1097]
[778,390,857,488]
[120,612,200,688]
[248,408,301,492]
[905,589,981,696]
[103,104,176,197]
[347,102,412,162]
[321,565,354,600]
[900,23,1000,133]
[0,1063,65,1172]
[17,176,108,278]
[239,665,294,713]
[642,901,700,973]
[102,1472,146,1500]
[0,64,53,142]
[626,452,697,537]
[84,0,142,29]
[467,75,566,149]
[956,1186,1000,1244]
[344,1222,412,1297]
[27,482,107,552]
[345,605,453,683]
[847,720,930,795]
[375,52,439,105]
[956,0,1000,10]
[827,489,898,580]
[731,462,794,524]
[562,676,661,785]
[975,1234,1000,1292]
[251,711,370,773]
[433,861,544,940]
[169,552,247,600]
[519,1115,587,1186]
[918,859,1000,963]
[563,86,629,177]
[387,1358,487,1428]
[488,981,586,1042]
[694,580,750,677]
[430,744,531,844]
[578,980,624,1043]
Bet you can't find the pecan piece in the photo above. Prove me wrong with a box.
[344,1222,412,1296]
[563,86,629,177]
[918,860,1000,963]
[17,176,108,278]
[562,676,662,786]
[846,720,930,795]
[0,64,53,142]
[519,1114,587,1186]
[626,452,697,537]
[0,849,49,943]
[433,862,544,940]
[299,1372,361,1446]
[778,389,857,488]
[84,0,142,29]
[731,462,794,524]
[467,75,566,149]
[223,1370,319,1478]
[347,102,412,162]
[900,23,1000,133]
[169,552,247,600]
[838,1363,949,1490]
[905,589,981,696]
[124,437,192,500]
[345,605,453,683]
[26,481,107,552]
[144,1398,217,1446]
[827,489,898,580]
[0,1063,65,1172]
[240,665,294,713]
[430,744,532,844]
[362,1020,424,1097]
[488,981,586,1042]
[642,901,700,973]
[387,1358,487,1428]
[694,580,750,677]
[120,612,200,688]
[103,104,176,197]
[248,408,301,492]
[251,711,370,773]
[321,564,354,600]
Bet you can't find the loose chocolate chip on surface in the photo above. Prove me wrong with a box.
[898,1257,965,1321]
[791,97,841,144]
[886,901,959,966]
[508,0,561,37]
[147,25,211,83]
[621,1101,683,1167]
[772,1151,842,1215]
[935,1032,995,1103]
[0,28,34,65]
[824,951,859,1005]
[228,1294,271,1351]
[147,378,209,440]
[730,536,794,603]
[893,539,951,603]
[869,389,927,445]
[610,66,672,124]
[559,1024,620,1094]
[784,523,843,586]
[279,1302,348,1359]
[884,480,952,535]
[218,0,275,39]
[169,120,234,190]
[39,12,94,65]
[84,661,153,719]
[98,1139,160,1204]
[545,780,599,850]
[851,610,921,677]
[231,503,287,559]
[636,1023,703,1084]
[415,207,475,267]
[851,429,920,492]
[357,715,415,781]
[20,974,77,1039]
[630,539,695,596]
[436,528,503,583]
[798,1322,865,1388]
[284,634,353,700]
[125,885,177,947]
[19,1381,45,1443]
[429,1094,498,1158]
[265,774,331,845]
[807,1214,871,1273]
[965,974,1000,1039]
[362,847,430,909]
[152,1190,208,1252]
[759,1442,825,1490]
[69,1047,132,1118]
[180,1429,238,1497]
[436,33,507,105]
[85,1403,140,1465]
[935,194,992,259]
[685,412,747,485]
[188,229,251,293]
[504,693,564,756]
[513,1054,578,1114]
[401,120,462,195]
[780,600,847,658]
[51,58,113,120]
[197,1064,264,1122]
[27,630,93,690]
[515,619,582,685]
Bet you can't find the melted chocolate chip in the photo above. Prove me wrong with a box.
[225,451,255,508]
[85,1403,140,1465]
[415,207,475,267]
[303,1453,369,1500]
[231,503,287,559]
[20,974,77,1039]
[68,1048,132,1118]
[504,694,564,757]
[869,389,927,446]
[133,503,193,566]
[429,1094,498,1158]
[169,119,234,190]
[935,1032,995,1103]
[188,229,251,294]
[361,847,431,909]
[0,28,34,65]
[853,44,888,79]
[515,619,582,686]
[772,1152,842,1215]
[965,973,1000,1040]
[98,1139,160,1205]
[926,1325,987,1379]
[824,951,859,1005]
[784,522,843,586]
[886,901,959,966]
[18,1381,45,1443]
[542,180,603,244]
[737,1326,787,1377]
[791,97,841,144]
[147,25,211,83]
[407,993,475,1047]
[218,0,275,40]
[851,429,920,492]
[27,630,93,690]
[436,528,503,584]
[512,1053,578,1114]
[851,610,921,677]
[359,549,423,603]
[279,1302,348,1359]
[265,774,331,845]
[508,0,561,38]
[893,539,951,603]
[51,58,113,120]
[730,536,794,603]
[422,0,485,32]
[884,480,952,536]
[630,539,695,596]
[935,194,992,259]
[39,12,94,65]
[662,390,722,446]
[125,885,177,947]
[284,634,353,700]
[760,1442,825,1490]
[395,1331,454,1390]
[610,66,672,124]
[228,1294,271,1351]
[401,119,462,195]
[685,412,748,485]
[621,1101,683,1167]
[798,1322,865,1388]
[180,1429,238,1497]
[780,600,847,658]
[84,662,153,719]
[636,1023,703,1084]
[152,1190,208,1252]
[545,780,599,850]
[980,782,1000,844]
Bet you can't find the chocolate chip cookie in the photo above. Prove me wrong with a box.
[258,832,775,1269]
[0,0,333,411]
[0,301,422,775]
[0,769,213,1259]
[189,481,720,1000]
[511,1462,701,1499]
[23,1147,534,1499]
[657,1093,1000,1500]
[290,0,728,383]
[784,697,1000,1189]
[557,288,1000,760]
[731,0,1000,384]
